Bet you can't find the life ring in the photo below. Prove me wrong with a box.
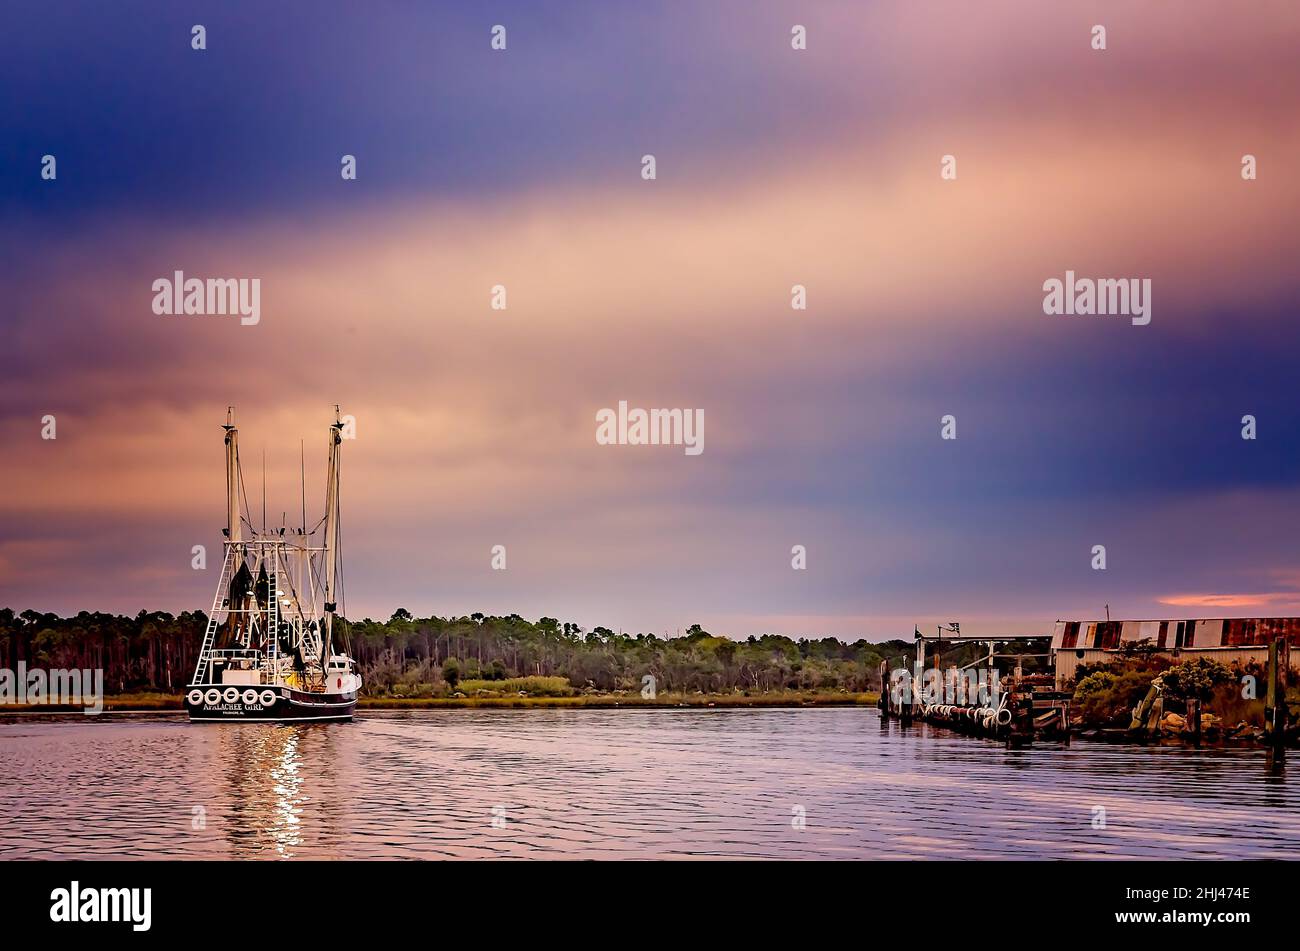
[205,688,221,705]
[242,689,259,705]
[336,677,343,690]
[259,690,277,706]
[187,689,204,706]
[222,687,240,704]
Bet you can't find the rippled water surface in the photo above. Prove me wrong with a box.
[1,708,1297,859]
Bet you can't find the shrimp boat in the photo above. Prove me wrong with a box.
[185,407,362,722]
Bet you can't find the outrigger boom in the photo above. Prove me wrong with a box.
[185,406,361,722]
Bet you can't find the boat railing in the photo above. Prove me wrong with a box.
[207,648,264,665]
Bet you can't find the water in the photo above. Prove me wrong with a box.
[0,708,1296,859]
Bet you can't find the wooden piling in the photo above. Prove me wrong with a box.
[1265,637,1288,747]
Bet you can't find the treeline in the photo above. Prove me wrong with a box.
[349,611,912,695]
[0,608,206,692]
[0,607,920,696]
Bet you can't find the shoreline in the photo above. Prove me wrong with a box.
[1,690,882,713]
[360,691,880,709]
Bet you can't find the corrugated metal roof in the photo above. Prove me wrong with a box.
[1051,617,1300,650]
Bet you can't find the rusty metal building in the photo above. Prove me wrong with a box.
[1051,617,1300,688]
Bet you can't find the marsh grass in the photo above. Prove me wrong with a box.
[5,690,183,711]
[456,676,575,697]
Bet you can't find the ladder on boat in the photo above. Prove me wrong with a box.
[262,558,280,676]
[192,547,236,684]
[301,613,321,665]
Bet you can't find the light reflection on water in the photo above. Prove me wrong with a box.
[0,708,1297,859]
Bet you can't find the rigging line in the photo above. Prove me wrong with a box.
[275,557,308,628]
[235,446,254,536]
[335,450,345,620]
[307,547,325,615]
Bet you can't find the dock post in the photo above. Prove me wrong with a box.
[1265,637,1288,747]
[878,659,890,717]
[896,656,912,723]
[912,640,926,722]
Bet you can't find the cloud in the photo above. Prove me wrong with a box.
[1159,592,1300,610]
[4,2,1300,637]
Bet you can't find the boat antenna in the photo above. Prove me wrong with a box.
[261,448,267,534]
[300,439,306,534]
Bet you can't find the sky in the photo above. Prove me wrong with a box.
[3,1,1300,640]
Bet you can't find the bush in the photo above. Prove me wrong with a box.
[1161,658,1233,704]
[1209,680,1264,728]
[1073,668,1156,727]
[1072,653,1171,688]
[1074,669,1118,699]
[442,657,461,688]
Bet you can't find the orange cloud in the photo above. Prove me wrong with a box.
[1158,592,1300,609]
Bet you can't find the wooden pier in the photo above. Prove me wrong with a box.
[877,629,1071,744]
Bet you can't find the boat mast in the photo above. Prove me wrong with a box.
[321,405,344,663]
[224,407,242,549]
